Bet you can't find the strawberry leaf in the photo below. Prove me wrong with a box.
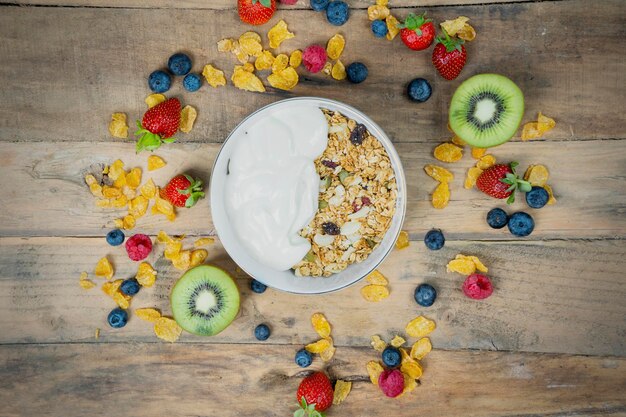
[259,0,272,7]
[162,137,177,144]
[519,181,532,192]
[507,194,516,204]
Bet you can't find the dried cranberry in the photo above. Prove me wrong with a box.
[361,196,371,206]
[352,196,372,212]
[322,222,340,235]
[322,160,338,169]
[349,123,367,145]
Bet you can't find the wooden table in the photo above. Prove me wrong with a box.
[0,0,624,415]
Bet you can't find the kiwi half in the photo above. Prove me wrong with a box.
[449,73,524,148]
[171,265,240,336]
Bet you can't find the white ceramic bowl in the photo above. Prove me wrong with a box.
[210,97,406,294]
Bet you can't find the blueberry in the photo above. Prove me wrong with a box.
[106,229,125,246]
[407,78,432,103]
[346,62,368,84]
[414,283,437,307]
[424,229,445,250]
[381,346,401,368]
[322,221,340,235]
[182,73,202,92]
[120,278,140,296]
[371,20,388,38]
[254,324,270,341]
[168,53,192,76]
[525,186,549,209]
[107,308,128,328]
[486,208,509,229]
[295,349,313,368]
[310,0,329,11]
[250,279,267,294]
[507,212,535,237]
[326,1,349,26]
[148,70,171,93]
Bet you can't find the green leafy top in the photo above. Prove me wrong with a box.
[397,13,431,36]
[500,162,532,204]
[253,0,272,8]
[134,120,176,153]
[436,29,465,53]
[177,174,205,208]
[294,397,325,417]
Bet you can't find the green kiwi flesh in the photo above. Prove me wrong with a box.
[171,265,240,336]
[449,73,524,148]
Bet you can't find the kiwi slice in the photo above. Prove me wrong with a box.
[449,73,524,148]
[171,265,240,336]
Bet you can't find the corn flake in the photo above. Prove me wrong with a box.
[217,38,235,52]
[544,184,557,205]
[525,164,549,186]
[463,255,488,273]
[135,307,162,322]
[476,154,496,170]
[242,62,255,73]
[367,361,384,385]
[361,284,390,302]
[390,335,406,347]
[446,258,476,275]
[366,270,389,286]
[232,66,265,92]
[125,167,142,189]
[268,67,299,91]
[180,105,197,133]
[231,41,250,64]
[255,50,275,71]
[326,34,345,60]
[190,249,208,267]
[239,31,263,57]
[95,328,100,339]
[94,257,114,280]
[145,94,166,108]
[410,338,432,360]
[424,164,454,183]
[122,214,136,229]
[108,160,125,181]
[113,291,131,309]
[471,147,486,159]
[331,60,347,81]
[136,262,157,287]
[434,143,463,162]
[79,278,96,290]
[194,237,215,247]
[319,342,336,362]
[311,313,332,338]
[464,166,483,189]
[202,64,227,88]
[522,112,556,140]
[401,359,423,380]
[289,49,302,68]
[128,195,148,218]
[458,23,476,41]
[371,335,387,352]
[451,135,467,146]
[140,178,157,199]
[402,372,418,394]
[395,230,409,250]
[305,338,331,353]
[172,250,191,271]
[108,112,128,139]
[102,185,121,199]
[102,279,122,296]
[268,19,294,49]
[322,61,333,76]
[406,316,436,338]
[368,4,390,21]
[154,317,182,342]
[333,380,352,405]
[386,15,401,40]
[432,182,450,209]
[376,0,388,5]
[272,53,289,73]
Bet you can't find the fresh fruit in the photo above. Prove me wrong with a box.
[302,45,327,73]
[432,31,466,80]
[424,229,445,250]
[310,0,329,11]
[163,174,205,208]
[238,0,276,26]
[378,369,404,398]
[346,62,368,84]
[322,222,340,235]
[254,323,270,340]
[462,273,493,300]
[106,229,125,246]
[183,73,202,92]
[107,308,128,328]
[476,162,531,204]
[407,78,432,102]
[526,186,549,209]
[295,349,313,368]
[414,283,437,307]
[398,13,435,51]
[448,73,525,148]
[371,20,388,38]
[486,208,509,229]
[381,346,401,368]
[326,1,349,26]
[296,372,334,413]
[250,279,267,294]
[120,278,140,296]
[135,97,181,153]
[507,212,535,237]
[280,0,297,4]
[148,70,171,93]
[170,265,240,336]
[125,234,153,261]
[168,53,192,76]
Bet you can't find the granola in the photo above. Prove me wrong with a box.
[294,109,398,277]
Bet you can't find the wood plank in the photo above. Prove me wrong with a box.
[0,1,624,144]
[1,236,624,356]
[0,140,624,239]
[0,343,624,417]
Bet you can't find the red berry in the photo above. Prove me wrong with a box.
[378,369,404,398]
[399,13,435,51]
[431,32,467,80]
[125,234,153,261]
[476,162,531,204]
[463,273,494,300]
[296,372,334,412]
[135,98,181,152]
[238,0,276,25]
[164,174,205,208]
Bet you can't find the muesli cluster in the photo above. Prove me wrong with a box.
[294,109,398,277]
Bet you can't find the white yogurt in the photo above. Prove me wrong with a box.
[224,104,328,271]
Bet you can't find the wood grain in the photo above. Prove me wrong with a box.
[0,140,624,239]
[1,1,624,144]
[1,236,624,356]
[0,343,624,417]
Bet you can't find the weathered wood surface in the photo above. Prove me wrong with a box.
[0,140,624,238]
[1,236,624,356]
[1,1,624,145]
[0,343,624,417]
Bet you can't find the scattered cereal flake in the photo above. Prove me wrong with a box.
[190,249,208,268]
[136,262,157,287]
[147,157,166,173]
[305,338,331,353]
[538,112,556,131]
[164,240,183,260]
[268,67,299,91]
[126,167,142,189]
[108,160,125,181]
[202,64,227,88]
[367,361,384,385]
[376,0,388,5]
[434,143,463,162]
[463,255,488,273]
[410,338,432,360]
[194,237,215,247]
[544,184,557,205]
[333,380,352,405]
[400,358,423,380]
[311,313,332,338]
[424,164,454,183]
[440,16,469,37]
[371,335,387,352]
[432,181,450,209]
[113,218,124,228]
[446,257,476,275]
[320,342,336,362]
[322,61,333,76]
[471,147,486,159]
[386,15,401,40]
[395,230,410,250]
[361,284,390,302]
[172,250,191,271]
[401,372,418,394]
[113,291,131,309]
[180,105,197,133]
[476,154,496,170]
[368,4,390,21]
[255,50,275,71]
[154,317,182,342]
[366,270,389,285]
[522,112,556,140]
[232,65,266,92]
[272,53,289,73]
[122,214,136,230]
[525,164,549,186]
[95,199,111,208]
[242,62,255,73]
[102,185,121,199]
[128,195,149,218]
[239,31,263,57]
[464,166,483,189]
[231,41,250,64]
[108,113,128,139]
[79,278,96,290]
[457,23,476,41]
[89,183,103,198]
[135,307,162,322]
[84,174,97,186]
[94,257,114,280]
[289,49,302,68]
[390,335,406,348]
[95,328,100,339]
[145,94,166,108]
[217,38,235,52]
[140,179,157,200]
[268,19,295,49]
[331,60,346,81]
[153,187,176,220]
[451,135,467,146]
[102,279,122,296]
[405,316,436,338]
[326,34,345,60]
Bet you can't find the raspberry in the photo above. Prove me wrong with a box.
[302,45,327,73]
[125,234,153,261]
[462,273,493,300]
[378,369,404,398]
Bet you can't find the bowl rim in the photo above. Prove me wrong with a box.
[209,96,407,295]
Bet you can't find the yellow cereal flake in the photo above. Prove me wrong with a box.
[84,174,97,186]
[140,178,157,199]
[128,195,148,218]
[194,237,215,247]
[476,154,496,170]
[125,167,142,189]
[311,313,332,338]
[108,112,128,139]
[326,34,345,60]
[122,214,136,230]
[242,62,255,73]
[405,316,436,338]
[544,184,557,205]
[390,335,406,347]
[367,360,384,385]
[135,308,162,322]
[95,199,111,208]
[464,166,483,189]
[136,262,157,287]
[153,187,176,220]
[102,185,121,199]
[202,64,227,88]
[332,380,352,405]
[471,147,486,159]
[524,164,549,186]
[424,164,454,183]
[401,372,418,394]
[172,250,191,271]
[371,335,387,352]
[145,93,166,108]
[164,241,183,260]
[431,181,450,209]
[232,65,265,92]
[361,284,390,302]
[113,291,131,309]
[386,15,401,40]
[289,49,302,68]
[108,160,125,181]
[79,271,88,280]
[410,338,432,360]
[271,53,289,73]
[94,257,114,280]
[376,0,388,5]
[102,279,122,296]
[401,360,423,380]
[446,257,476,275]
[79,278,96,290]
[368,4,390,21]
[463,255,488,273]
[522,112,556,140]
[268,19,295,49]
[154,317,182,342]
[267,67,299,91]
[322,61,333,76]
[89,183,104,198]
[451,134,467,146]
[95,328,100,339]
[457,23,476,41]
[113,218,124,228]
[217,38,235,52]
[441,16,475,41]
[255,50,275,71]
[319,342,336,362]
[434,143,463,163]
[395,230,410,250]
[180,105,197,133]
[305,338,331,353]
[239,31,263,57]
[190,249,208,267]
[331,60,347,81]
[231,41,250,64]
[366,271,388,286]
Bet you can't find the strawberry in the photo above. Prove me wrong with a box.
[238,0,276,26]
[432,31,467,80]
[163,174,205,208]
[135,98,181,153]
[398,13,435,51]
[476,162,531,204]
[295,372,333,416]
